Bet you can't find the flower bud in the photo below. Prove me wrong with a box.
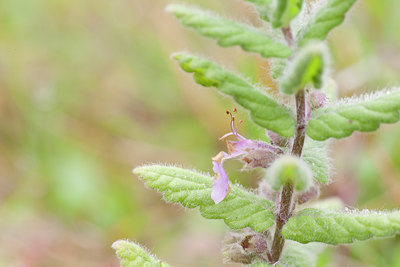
[267,155,313,192]
[223,230,268,264]
[310,91,327,109]
[267,130,286,147]
[223,244,254,264]
[240,233,268,254]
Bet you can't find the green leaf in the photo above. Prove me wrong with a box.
[279,42,328,94]
[242,0,273,21]
[283,208,400,245]
[112,240,171,267]
[173,52,295,137]
[307,89,400,141]
[297,0,357,46]
[134,165,275,232]
[268,155,313,191]
[271,0,303,28]
[167,4,292,59]
[270,58,287,79]
[251,241,324,266]
[302,137,330,184]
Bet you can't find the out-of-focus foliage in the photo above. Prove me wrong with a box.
[0,0,400,266]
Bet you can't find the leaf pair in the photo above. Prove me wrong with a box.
[133,165,400,246]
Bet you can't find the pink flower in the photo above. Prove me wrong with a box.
[211,111,282,204]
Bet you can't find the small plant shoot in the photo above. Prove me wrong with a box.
[113,0,400,266]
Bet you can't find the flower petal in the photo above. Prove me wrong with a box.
[211,161,230,204]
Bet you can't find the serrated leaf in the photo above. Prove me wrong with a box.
[251,241,324,267]
[112,240,171,267]
[280,42,328,94]
[134,165,275,232]
[167,4,292,59]
[173,52,295,137]
[271,0,303,28]
[307,89,400,141]
[283,208,400,245]
[242,0,273,21]
[297,0,357,46]
[302,137,329,184]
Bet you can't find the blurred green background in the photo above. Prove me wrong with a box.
[1,0,400,266]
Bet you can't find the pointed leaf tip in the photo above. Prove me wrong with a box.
[298,0,357,46]
[307,88,400,140]
[112,240,171,267]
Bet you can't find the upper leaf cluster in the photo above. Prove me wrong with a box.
[122,0,400,266]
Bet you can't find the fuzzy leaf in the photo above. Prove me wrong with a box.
[134,165,275,232]
[271,0,303,28]
[112,240,171,267]
[302,137,329,184]
[297,0,357,46]
[173,52,295,137]
[279,42,328,94]
[270,58,287,79]
[283,208,400,245]
[307,89,400,141]
[251,241,324,266]
[167,4,292,59]
[242,0,273,21]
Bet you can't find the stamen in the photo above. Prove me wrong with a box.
[222,108,246,141]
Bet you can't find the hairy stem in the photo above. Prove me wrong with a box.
[282,27,294,48]
[292,90,307,157]
[269,89,307,263]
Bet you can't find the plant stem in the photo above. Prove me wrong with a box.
[269,90,307,263]
[282,27,294,48]
[292,90,307,157]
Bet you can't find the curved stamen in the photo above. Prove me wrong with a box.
[225,108,246,141]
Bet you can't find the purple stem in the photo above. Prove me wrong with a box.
[268,27,307,264]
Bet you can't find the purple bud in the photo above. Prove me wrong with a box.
[240,234,268,254]
[224,244,254,264]
[310,91,327,109]
[267,130,286,147]
[223,230,268,264]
